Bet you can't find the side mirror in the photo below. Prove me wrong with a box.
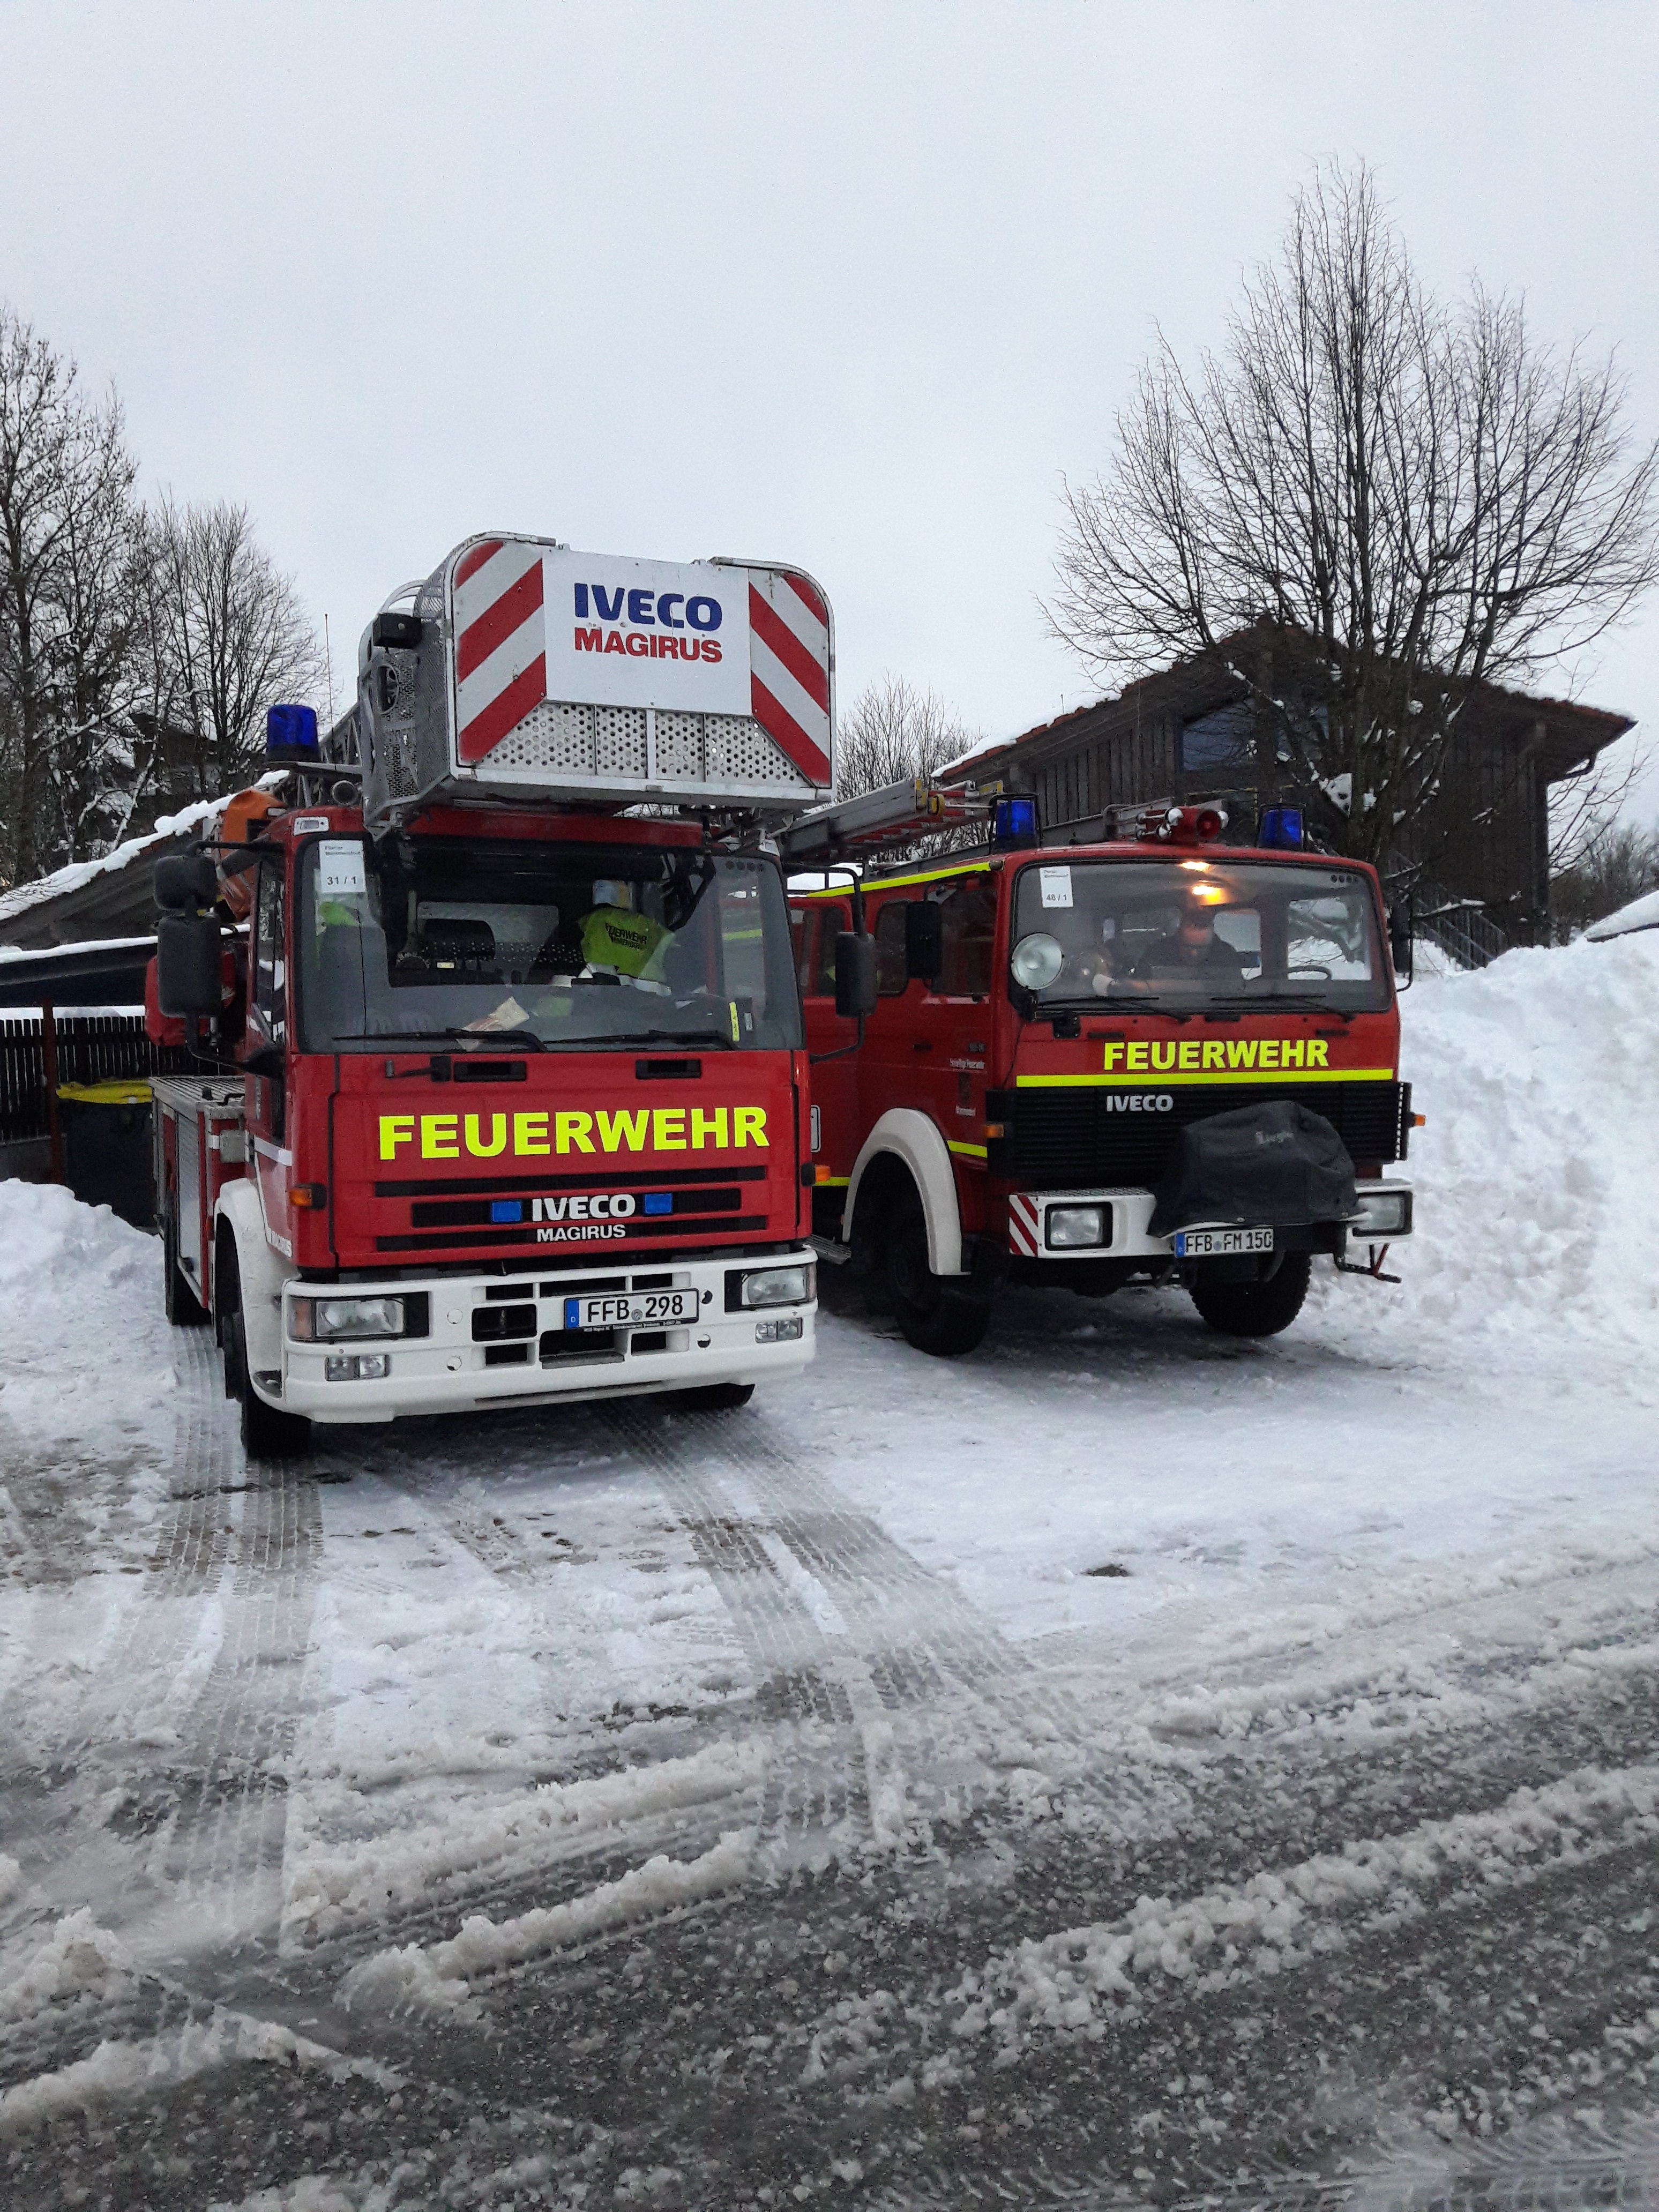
[834,931,879,1020]
[1388,902,1414,981]
[242,1041,285,1079]
[154,852,218,911]
[156,914,223,1016]
[904,900,943,985]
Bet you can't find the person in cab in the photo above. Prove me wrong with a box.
[1132,897,1249,985]
[580,879,670,989]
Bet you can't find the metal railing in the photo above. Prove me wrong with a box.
[1410,881,1512,970]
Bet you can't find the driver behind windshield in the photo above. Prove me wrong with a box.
[1129,897,1248,986]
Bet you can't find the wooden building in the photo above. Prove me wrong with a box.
[952,628,1634,949]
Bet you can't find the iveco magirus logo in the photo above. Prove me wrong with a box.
[1104,1093,1175,1114]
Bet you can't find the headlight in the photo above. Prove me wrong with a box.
[1010,932,1063,990]
[291,1295,406,1342]
[1046,1204,1108,1249]
[741,1264,815,1309]
[1349,1189,1411,1236]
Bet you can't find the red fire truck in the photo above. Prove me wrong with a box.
[147,534,834,1457]
[782,784,1416,1356]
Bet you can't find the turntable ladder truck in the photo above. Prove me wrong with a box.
[149,534,835,1457]
[781,782,1417,1356]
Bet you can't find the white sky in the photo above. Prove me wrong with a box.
[4,2,1657,817]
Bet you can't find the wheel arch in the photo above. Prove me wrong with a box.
[214,1179,294,1378]
[843,1109,964,1276]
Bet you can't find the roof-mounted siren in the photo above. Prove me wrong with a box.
[357,533,835,828]
[265,703,319,766]
[1117,800,1230,846]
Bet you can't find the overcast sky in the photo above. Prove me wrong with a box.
[4,1,1657,816]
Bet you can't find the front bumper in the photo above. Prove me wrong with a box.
[1005,1182,1414,1260]
[276,1249,817,1423]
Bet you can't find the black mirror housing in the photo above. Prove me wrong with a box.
[904,900,943,984]
[834,931,879,1020]
[1388,902,1414,981]
[154,852,219,911]
[156,914,223,1017]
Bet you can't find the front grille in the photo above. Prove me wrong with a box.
[987,1081,1406,1190]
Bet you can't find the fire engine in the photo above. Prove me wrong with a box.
[781,783,1416,1356]
[147,534,833,1457]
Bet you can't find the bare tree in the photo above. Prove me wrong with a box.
[1047,160,1659,864]
[0,306,145,879]
[837,674,979,797]
[149,498,324,798]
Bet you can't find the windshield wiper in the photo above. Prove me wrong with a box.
[331,1027,547,1052]
[600,1027,736,1050]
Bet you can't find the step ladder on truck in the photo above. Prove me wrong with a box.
[148,535,835,1458]
[780,781,1419,1357]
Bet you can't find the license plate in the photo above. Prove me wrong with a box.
[1174,1227,1275,1258]
[564,1290,699,1330]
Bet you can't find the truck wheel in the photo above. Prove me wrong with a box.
[162,1205,208,1327]
[1190,1250,1312,1339]
[676,1382,755,1411]
[887,1193,990,1358]
[229,1309,311,1460]
[219,1251,310,1461]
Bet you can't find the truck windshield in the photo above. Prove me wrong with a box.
[1010,857,1390,1014]
[296,837,802,1053]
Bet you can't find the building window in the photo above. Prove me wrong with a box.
[1179,701,1255,774]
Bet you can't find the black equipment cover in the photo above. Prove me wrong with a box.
[1147,1101,1357,1237]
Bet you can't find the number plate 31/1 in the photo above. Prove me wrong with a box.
[1173,1227,1275,1258]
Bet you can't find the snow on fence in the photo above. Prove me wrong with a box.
[0,1015,192,1145]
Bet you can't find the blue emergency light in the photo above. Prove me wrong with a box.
[266,703,319,764]
[1258,806,1304,849]
[992,797,1040,849]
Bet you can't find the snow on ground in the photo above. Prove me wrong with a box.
[0,930,1655,2205]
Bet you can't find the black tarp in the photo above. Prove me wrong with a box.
[1148,1100,1357,1237]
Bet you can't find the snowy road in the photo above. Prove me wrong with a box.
[2,938,1658,2208]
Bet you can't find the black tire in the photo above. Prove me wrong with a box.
[1189,1249,1312,1339]
[675,1382,755,1411]
[162,1202,209,1327]
[887,1192,990,1358]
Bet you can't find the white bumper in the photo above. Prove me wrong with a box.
[1005,1183,1414,1259]
[275,1249,816,1424]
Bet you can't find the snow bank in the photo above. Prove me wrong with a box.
[0,1909,131,2021]
[0,1179,177,1462]
[338,1832,751,2015]
[285,1738,764,1940]
[1347,931,1659,1349]
[946,1762,1659,2054]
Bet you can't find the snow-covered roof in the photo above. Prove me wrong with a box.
[0,797,227,930]
[1586,887,1659,940]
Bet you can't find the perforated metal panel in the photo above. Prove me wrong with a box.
[594,707,647,776]
[706,714,812,789]
[491,702,595,773]
[654,711,703,778]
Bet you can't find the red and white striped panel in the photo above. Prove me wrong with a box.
[748,571,832,789]
[1007,1193,1042,1258]
[451,540,547,763]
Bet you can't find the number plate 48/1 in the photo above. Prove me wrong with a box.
[1174,1227,1275,1258]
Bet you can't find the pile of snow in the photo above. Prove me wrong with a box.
[0,1180,176,1464]
[1373,931,1659,1350]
